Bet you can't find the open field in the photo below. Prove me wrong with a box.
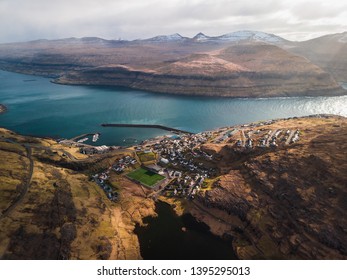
[127,168,164,187]
[136,151,156,163]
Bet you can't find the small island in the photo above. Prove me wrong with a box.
[0,104,7,114]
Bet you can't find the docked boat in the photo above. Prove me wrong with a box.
[92,133,99,142]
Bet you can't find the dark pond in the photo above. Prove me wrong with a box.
[134,201,237,260]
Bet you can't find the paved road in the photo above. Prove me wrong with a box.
[0,144,33,219]
[285,130,296,145]
[240,130,246,147]
[266,129,278,147]
[33,144,81,161]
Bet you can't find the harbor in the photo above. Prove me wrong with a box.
[70,133,100,142]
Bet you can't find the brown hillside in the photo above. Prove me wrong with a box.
[196,115,347,259]
[287,32,347,81]
[55,43,343,97]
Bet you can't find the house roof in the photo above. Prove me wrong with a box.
[145,164,162,172]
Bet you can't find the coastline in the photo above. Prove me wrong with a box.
[53,75,347,99]
[1,68,345,99]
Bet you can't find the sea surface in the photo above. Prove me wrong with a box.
[0,70,346,146]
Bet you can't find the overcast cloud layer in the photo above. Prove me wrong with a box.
[0,0,346,43]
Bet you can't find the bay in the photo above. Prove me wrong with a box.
[0,70,346,146]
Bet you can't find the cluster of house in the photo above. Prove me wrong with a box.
[131,133,220,199]
[213,129,238,144]
[149,133,217,177]
[260,129,301,147]
[259,129,283,148]
[112,155,137,173]
[244,120,275,127]
[92,171,118,202]
[80,145,110,154]
[235,128,301,149]
[163,173,207,199]
[269,130,281,147]
[290,130,300,143]
[90,155,138,202]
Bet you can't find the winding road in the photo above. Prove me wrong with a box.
[0,143,34,219]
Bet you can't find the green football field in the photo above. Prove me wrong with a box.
[127,167,165,187]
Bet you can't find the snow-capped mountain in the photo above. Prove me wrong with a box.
[216,30,286,43]
[192,32,211,42]
[144,33,186,42]
[143,31,286,44]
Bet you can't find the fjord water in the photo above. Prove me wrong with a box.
[0,70,346,145]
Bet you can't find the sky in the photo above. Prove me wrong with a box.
[0,0,346,43]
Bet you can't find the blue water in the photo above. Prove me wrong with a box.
[0,70,346,146]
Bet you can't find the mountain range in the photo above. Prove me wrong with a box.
[0,30,346,97]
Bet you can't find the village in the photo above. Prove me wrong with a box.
[59,119,301,203]
[53,117,303,204]
[89,131,217,203]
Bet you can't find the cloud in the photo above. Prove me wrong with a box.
[0,0,346,43]
[290,1,346,20]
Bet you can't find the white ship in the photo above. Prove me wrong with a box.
[92,133,99,142]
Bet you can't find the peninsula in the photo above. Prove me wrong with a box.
[1,114,346,260]
[0,31,346,98]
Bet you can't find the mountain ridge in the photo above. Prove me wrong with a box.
[2,30,346,45]
[0,30,346,97]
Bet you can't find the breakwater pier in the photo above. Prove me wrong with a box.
[101,123,193,135]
